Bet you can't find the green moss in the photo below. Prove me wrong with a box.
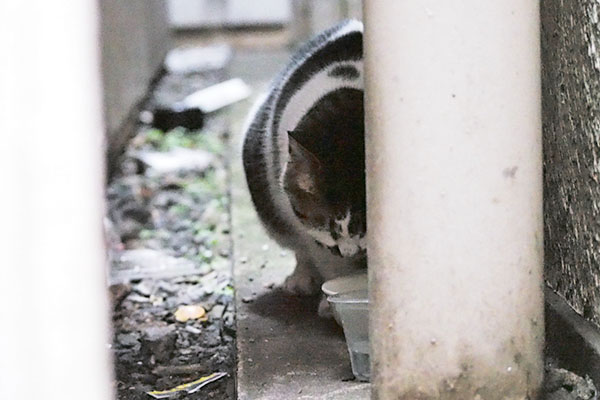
[139,229,156,240]
[160,128,196,150]
[141,126,225,154]
[218,285,235,296]
[182,171,222,198]
[192,248,214,264]
[145,128,164,145]
[169,203,190,216]
[193,227,214,242]
[193,132,225,155]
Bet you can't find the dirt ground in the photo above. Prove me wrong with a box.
[106,67,235,400]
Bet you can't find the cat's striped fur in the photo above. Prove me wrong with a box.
[242,20,366,302]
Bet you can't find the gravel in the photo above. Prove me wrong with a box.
[106,68,235,400]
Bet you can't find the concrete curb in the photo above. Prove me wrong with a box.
[545,286,600,383]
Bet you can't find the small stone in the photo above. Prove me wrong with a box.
[544,367,597,400]
[223,311,234,327]
[239,257,248,264]
[185,325,202,335]
[150,294,165,306]
[209,304,226,320]
[241,296,253,304]
[109,283,131,308]
[156,281,179,295]
[116,332,140,348]
[114,249,197,282]
[140,325,177,364]
[121,204,151,224]
[128,293,151,303]
[118,220,144,241]
[133,281,153,297]
[139,110,153,124]
[203,326,222,347]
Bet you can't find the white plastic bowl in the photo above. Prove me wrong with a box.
[322,273,367,325]
[328,289,370,381]
[321,273,368,297]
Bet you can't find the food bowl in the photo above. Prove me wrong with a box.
[327,289,370,381]
[321,273,368,324]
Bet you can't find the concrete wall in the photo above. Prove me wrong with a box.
[542,1,600,327]
[290,0,362,47]
[310,0,362,34]
[100,0,171,173]
[167,0,292,29]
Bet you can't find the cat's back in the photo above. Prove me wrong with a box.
[242,20,364,248]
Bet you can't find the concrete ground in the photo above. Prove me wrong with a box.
[227,47,370,399]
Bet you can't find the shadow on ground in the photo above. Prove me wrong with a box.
[248,288,343,334]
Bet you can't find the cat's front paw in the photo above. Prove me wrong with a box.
[283,271,320,296]
[318,295,334,319]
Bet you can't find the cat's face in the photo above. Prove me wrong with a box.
[284,134,366,257]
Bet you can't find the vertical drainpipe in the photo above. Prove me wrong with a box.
[364,1,544,399]
[0,1,113,400]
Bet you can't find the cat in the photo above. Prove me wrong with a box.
[242,20,366,314]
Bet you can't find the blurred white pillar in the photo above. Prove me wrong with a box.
[0,1,113,400]
[364,1,544,399]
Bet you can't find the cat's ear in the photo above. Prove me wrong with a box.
[287,131,321,171]
[286,132,321,194]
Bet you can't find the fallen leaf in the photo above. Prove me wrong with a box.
[174,304,207,322]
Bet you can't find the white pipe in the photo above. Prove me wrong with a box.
[0,1,113,400]
[364,1,544,398]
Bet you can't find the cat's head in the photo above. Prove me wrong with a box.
[283,131,366,258]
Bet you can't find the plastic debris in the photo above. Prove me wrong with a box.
[151,106,204,132]
[165,45,232,74]
[149,78,250,131]
[181,78,251,113]
[110,249,198,284]
[174,304,207,322]
[134,147,214,175]
[146,372,227,399]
